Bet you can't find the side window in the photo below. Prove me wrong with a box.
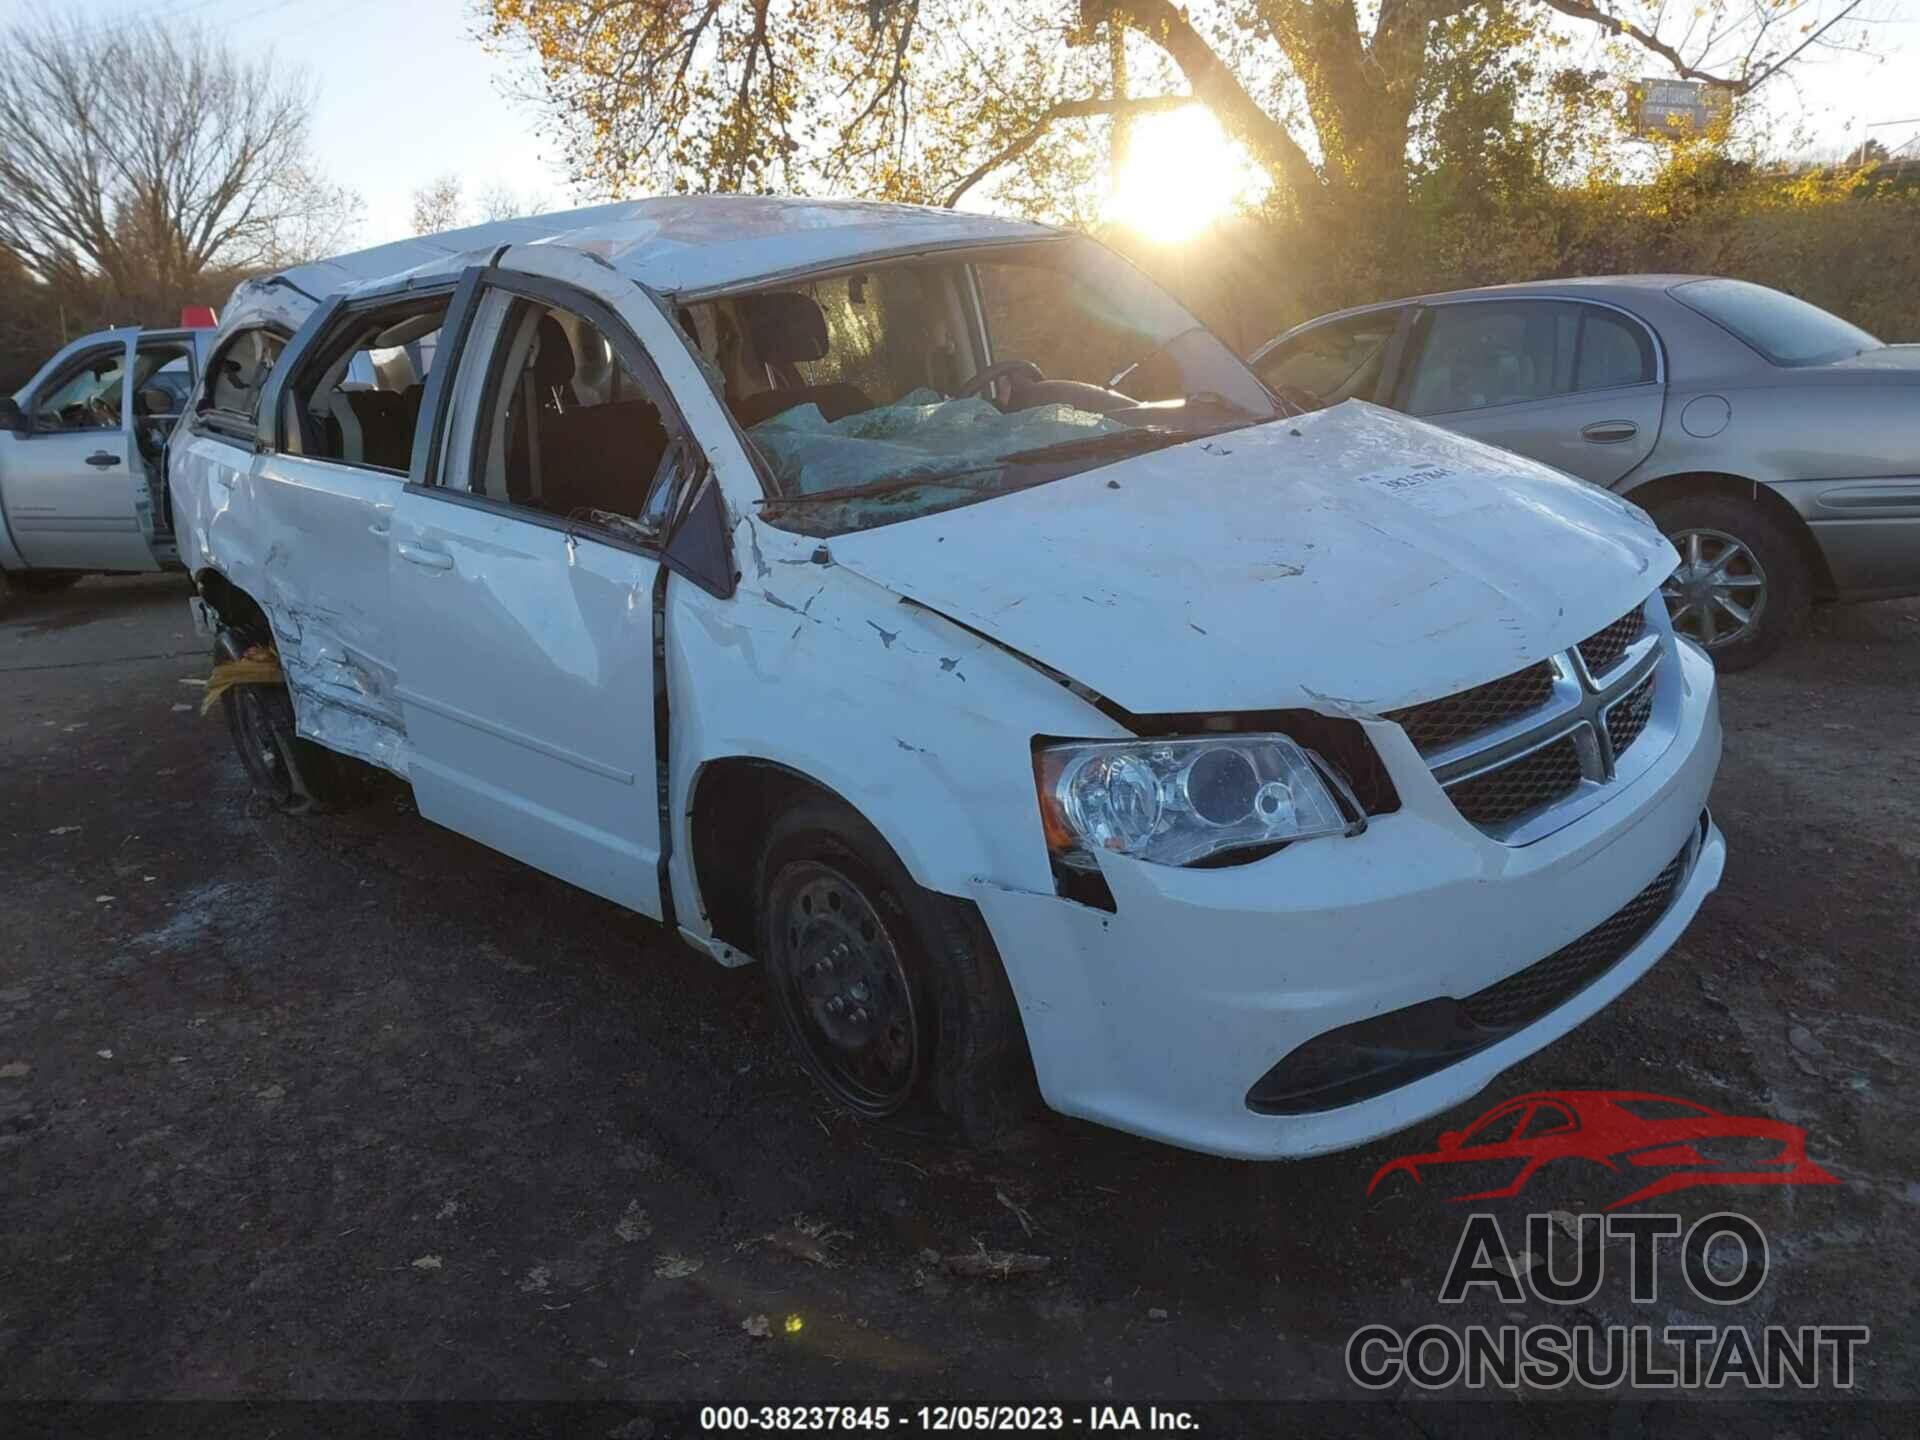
[1462,1107,1526,1147]
[1255,311,1400,405]
[1517,1103,1575,1139]
[468,294,680,540]
[131,341,193,420]
[1574,309,1655,392]
[204,329,287,420]
[288,297,448,473]
[1406,302,1571,416]
[30,347,126,432]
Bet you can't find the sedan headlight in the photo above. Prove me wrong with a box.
[1034,735,1349,870]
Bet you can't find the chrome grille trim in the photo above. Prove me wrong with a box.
[1390,599,1673,844]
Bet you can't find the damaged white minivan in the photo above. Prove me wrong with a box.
[169,198,1724,1158]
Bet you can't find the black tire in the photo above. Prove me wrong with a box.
[1646,492,1810,671]
[755,795,1036,1142]
[16,572,82,593]
[215,634,355,814]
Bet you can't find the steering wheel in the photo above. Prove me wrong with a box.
[956,359,1045,399]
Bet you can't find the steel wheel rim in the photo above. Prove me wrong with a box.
[232,685,296,804]
[768,860,921,1116]
[1660,526,1767,649]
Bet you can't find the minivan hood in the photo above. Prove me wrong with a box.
[825,402,1675,716]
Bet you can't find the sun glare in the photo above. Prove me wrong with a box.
[1105,106,1249,243]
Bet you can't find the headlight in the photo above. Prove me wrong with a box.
[1034,735,1349,869]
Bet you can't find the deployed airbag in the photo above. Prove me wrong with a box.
[748,386,1125,495]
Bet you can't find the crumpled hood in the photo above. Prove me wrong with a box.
[826,402,1675,716]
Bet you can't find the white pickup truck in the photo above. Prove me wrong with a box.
[169,199,1724,1159]
[0,322,216,611]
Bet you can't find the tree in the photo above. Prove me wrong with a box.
[411,174,467,235]
[0,16,357,305]
[489,0,1873,242]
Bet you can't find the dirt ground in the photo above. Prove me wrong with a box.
[2,573,1916,1432]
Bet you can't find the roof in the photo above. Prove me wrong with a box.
[1251,275,1715,358]
[270,196,1061,303]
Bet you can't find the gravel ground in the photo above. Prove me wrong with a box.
[2,574,1916,1432]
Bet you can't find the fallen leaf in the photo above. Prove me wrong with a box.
[0,1061,29,1080]
[742,1314,771,1338]
[653,1253,702,1279]
[411,1254,443,1271]
[615,1200,652,1243]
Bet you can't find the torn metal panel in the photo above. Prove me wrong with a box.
[826,402,1675,717]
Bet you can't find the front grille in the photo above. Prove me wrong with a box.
[1578,607,1648,677]
[1605,671,1656,759]
[1384,661,1556,754]
[1445,733,1584,826]
[1461,841,1691,1031]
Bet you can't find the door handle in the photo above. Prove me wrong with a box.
[397,541,454,571]
[1581,420,1638,445]
[85,451,122,468]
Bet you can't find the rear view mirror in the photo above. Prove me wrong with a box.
[0,396,25,433]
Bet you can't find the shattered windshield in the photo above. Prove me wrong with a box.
[677,237,1279,535]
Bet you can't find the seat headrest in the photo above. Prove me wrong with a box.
[740,291,829,364]
[533,315,575,392]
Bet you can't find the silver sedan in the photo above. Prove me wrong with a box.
[1250,276,1920,668]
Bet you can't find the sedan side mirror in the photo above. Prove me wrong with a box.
[0,396,25,433]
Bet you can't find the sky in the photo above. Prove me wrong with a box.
[7,0,1919,251]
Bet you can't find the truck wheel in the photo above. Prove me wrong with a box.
[215,635,353,815]
[1647,493,1809,671]
[755,795,1036,1142]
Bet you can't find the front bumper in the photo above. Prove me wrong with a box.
[972,636,1724,1160]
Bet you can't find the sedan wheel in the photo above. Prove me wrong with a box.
[1661,526,1767,650]
[1646,493,1810,671]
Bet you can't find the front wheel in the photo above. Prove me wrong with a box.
[755,796,1035,1140]
[1647,493,1810,671]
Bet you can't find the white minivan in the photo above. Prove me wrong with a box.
[169,199,1724,1159]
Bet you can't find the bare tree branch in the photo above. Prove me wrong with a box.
[943,94,1196,207]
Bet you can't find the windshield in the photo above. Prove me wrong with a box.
[1672,278,1881,367]
[677,237,1279,535]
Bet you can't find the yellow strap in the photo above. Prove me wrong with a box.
[201,647,284,716]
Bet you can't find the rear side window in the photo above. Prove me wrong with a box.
[1573,310,1655,392]
[286,297,448,473]
[203,328,287,423]
[1406,301,1655,415]
[1671,278,1880,366]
